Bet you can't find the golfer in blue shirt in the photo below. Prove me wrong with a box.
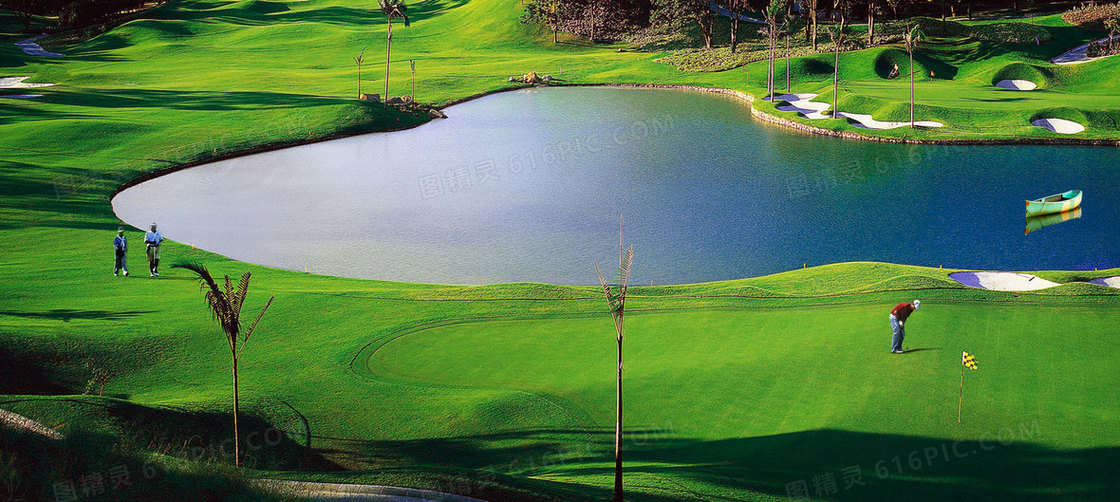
[113,228,128,276]
[144,223,163,277]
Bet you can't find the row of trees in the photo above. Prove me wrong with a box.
[0,0,165,31]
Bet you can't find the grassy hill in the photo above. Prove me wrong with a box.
[2,0,1120,500]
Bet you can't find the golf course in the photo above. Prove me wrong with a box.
[2,0,1120,500]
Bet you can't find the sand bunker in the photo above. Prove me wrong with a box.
[950,271,1062,291]
[1089,277,1120,289]
[15,35,65,57]
[1031,118,1085,134]
[995,79,1037,91]
[0,76,55,89]
[0,94,44,99]
[765,93,945,129]
[1052,34,1120,65]
[768,93,832,119]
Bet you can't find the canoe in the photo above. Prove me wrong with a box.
[1025,190,1081,217]
[1025,206,1082,235]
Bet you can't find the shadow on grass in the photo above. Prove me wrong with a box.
[0,309,155,322]
[306,426,1118,502]
[146,0,470,27]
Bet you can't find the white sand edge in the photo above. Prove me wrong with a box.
[15,35,65,57]
[0,76,56,88]
[951,271,1062,291]
[0,408,64,440]
[1051,34,1120,65]
[995,79,1037,91]
[765,93,945,129]
[1031,118,1085,134]
[1091,276,1120,288]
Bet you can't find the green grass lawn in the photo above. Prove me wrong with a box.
[2,0,1120,500]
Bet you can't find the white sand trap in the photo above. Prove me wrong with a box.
[0,76,56,88]
[766,93,944,129]
[0,94,44,99]
[15,35,65,57]
[1089,277,1120,288]
[1031,118,1085,134]
[995,79,1037,91]
[1051,34,1120,65]
[840,112,944,129]
[767,93,833,119]
[950,271,1062,291]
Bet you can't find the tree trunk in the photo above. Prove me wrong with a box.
[786,33,791,92]
[731,16,738,52]
[232,355,241,467]
[811,7,818,50]
[868,2,875,45]
[385,19,393,101]
[909,48,915,127]
[613,335,623,502]
[357,63,361,99]
[833,44,840,118]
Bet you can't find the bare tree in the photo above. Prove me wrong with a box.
[378,0,411,101]
[866,0,877,45]
[353,52,364,99]
[902,23,923,128]
[595,216,634,502]
[764,0,786,99]
[829,25,847,119]
[173,263,274,467]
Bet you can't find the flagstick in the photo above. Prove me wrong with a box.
[957,363,965,424]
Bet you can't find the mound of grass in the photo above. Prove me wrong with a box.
[1029,106,1090,125]
[991,62,1050,88]
[915,16,1052,44]
[872,47,957,80]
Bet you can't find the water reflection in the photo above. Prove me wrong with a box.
[1025,207,1082,235]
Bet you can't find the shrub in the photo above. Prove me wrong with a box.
[1062,2,1120,27]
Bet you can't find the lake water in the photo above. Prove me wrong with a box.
[112,87,1120,285]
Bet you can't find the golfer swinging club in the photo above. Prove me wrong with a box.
[889,300,920,354]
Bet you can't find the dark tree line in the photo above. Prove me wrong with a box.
[523,0,1083,47]
[0,0,167,31]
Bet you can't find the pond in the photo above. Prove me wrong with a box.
[112,87,1120,285]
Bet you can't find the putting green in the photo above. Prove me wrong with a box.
[355,303,1120,500]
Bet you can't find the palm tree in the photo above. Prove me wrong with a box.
[378,0,410,101]
[902,24,923,128]
[173,263,274,467]
[354,52,365,99]
[595,216,633,502]
[830,25,847,119]
[764,0,786,100]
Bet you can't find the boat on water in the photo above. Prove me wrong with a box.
[1025,190,1082,217]
[1025,206,1082,234]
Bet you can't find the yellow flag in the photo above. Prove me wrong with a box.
[962,351,978,370]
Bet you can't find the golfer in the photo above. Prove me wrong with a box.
[889,300,920,354]
[113,227,128,277]
[144,223,163,277]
